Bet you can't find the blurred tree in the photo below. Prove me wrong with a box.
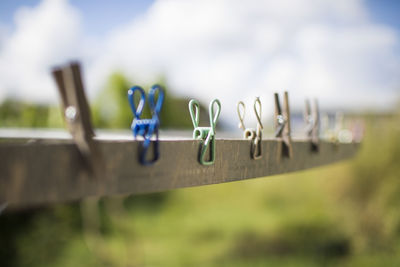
[92,72,195,129]
[0,73,208,130]
[156,75,194,129]
[0,99,62,128]
[92,73,132,129]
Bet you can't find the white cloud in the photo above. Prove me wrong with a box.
[0,0,82,102]
[88,0,400,121]
[0,0,399,126]
[0,23,9,48]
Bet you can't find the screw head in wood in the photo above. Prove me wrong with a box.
[65,106,77,122]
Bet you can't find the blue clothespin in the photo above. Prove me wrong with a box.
[128,85,164,165]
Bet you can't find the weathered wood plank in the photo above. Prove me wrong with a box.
[0,138,358,207]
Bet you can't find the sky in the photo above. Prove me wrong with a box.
[0,0,399,123]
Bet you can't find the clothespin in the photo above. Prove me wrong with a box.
[304,99,320,152]
[335,112,353,143]
[189,99,221,165]
[128,85,164,165]
[350,119,365,143]
[237,97,263,159]
[52,62,103,177]
[274,92,293,159]
[321,112,340,144]
[334,112,344,141]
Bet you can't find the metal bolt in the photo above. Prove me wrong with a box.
[277,115,285,125]
[65,106,77,122]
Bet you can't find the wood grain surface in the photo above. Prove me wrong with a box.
[0,138,358,207]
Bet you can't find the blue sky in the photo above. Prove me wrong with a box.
[0,0,399,119]
[366,0,400,30]
[0,0,154,35]
[1,0,399,35]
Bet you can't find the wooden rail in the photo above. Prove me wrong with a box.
[0,135,358,207]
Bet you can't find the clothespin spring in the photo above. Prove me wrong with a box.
[304,99,320,152]
[274,92,293,159]
[189,99,221,165]
[128,85,164,165]
[237,98,263,159]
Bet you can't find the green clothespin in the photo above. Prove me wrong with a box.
[189,99,221,165]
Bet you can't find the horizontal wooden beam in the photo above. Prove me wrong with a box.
[0,137,358,207]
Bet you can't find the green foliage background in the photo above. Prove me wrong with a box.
[92,72,193,129]
[0,72,194,130]
[0,73,400,266]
